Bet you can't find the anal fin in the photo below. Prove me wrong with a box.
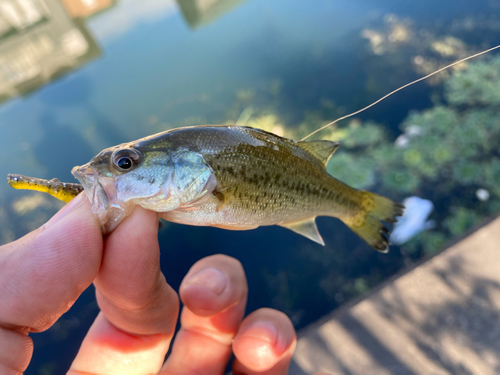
[279,217,324,246]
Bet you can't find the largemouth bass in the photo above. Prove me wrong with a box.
[70,125,403,252]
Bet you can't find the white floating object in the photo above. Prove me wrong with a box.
[476,188,490,201]
[390,196,435,245]
[395,134,409,148]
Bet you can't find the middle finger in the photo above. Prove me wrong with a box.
[162,254,248,374]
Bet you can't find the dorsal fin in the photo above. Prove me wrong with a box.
[279,217,324,245]
[297,140,339,168]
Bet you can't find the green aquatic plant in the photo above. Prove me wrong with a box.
[369,57,500,256]
[445,57,500,106]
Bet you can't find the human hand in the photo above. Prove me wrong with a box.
[0,194,320,374]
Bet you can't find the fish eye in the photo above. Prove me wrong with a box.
[112,149,141,172]
[117,157,132,169]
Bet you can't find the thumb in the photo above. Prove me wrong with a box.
[0,193,103,333]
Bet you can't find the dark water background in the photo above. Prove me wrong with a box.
[1,0,500,373]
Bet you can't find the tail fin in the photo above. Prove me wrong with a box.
[341,191,404,252]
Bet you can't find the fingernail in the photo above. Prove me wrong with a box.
[45,193,86,228]
[185,267,228,295]
[239,320,286,355]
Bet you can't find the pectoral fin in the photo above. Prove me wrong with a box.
[279,217,324,245]
[213,191,227,212]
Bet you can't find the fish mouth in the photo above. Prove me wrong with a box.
[71,164,122,232]
[72,165,108,210]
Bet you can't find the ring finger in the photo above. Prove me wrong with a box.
[232,308,297,374]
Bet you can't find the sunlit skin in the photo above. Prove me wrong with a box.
[0,193,329,374]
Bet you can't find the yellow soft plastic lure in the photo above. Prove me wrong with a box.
[7,174,83,203]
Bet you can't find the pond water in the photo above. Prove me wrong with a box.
[1,0,500,373]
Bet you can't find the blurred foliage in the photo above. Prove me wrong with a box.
[446,57,500,105]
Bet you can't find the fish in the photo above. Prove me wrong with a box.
[71,125,404,252]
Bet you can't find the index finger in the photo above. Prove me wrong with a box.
[69,206,179,375]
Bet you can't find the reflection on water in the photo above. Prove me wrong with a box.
[177,0,246,29]
[0,0,111,104]
[33,112,94,178]
[60,0,113,18]
[1,0,500,373]
[0,0,250,109]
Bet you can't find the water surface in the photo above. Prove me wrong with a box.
[1,0,499,373]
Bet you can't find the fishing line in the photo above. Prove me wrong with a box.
[301,43,500,141]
